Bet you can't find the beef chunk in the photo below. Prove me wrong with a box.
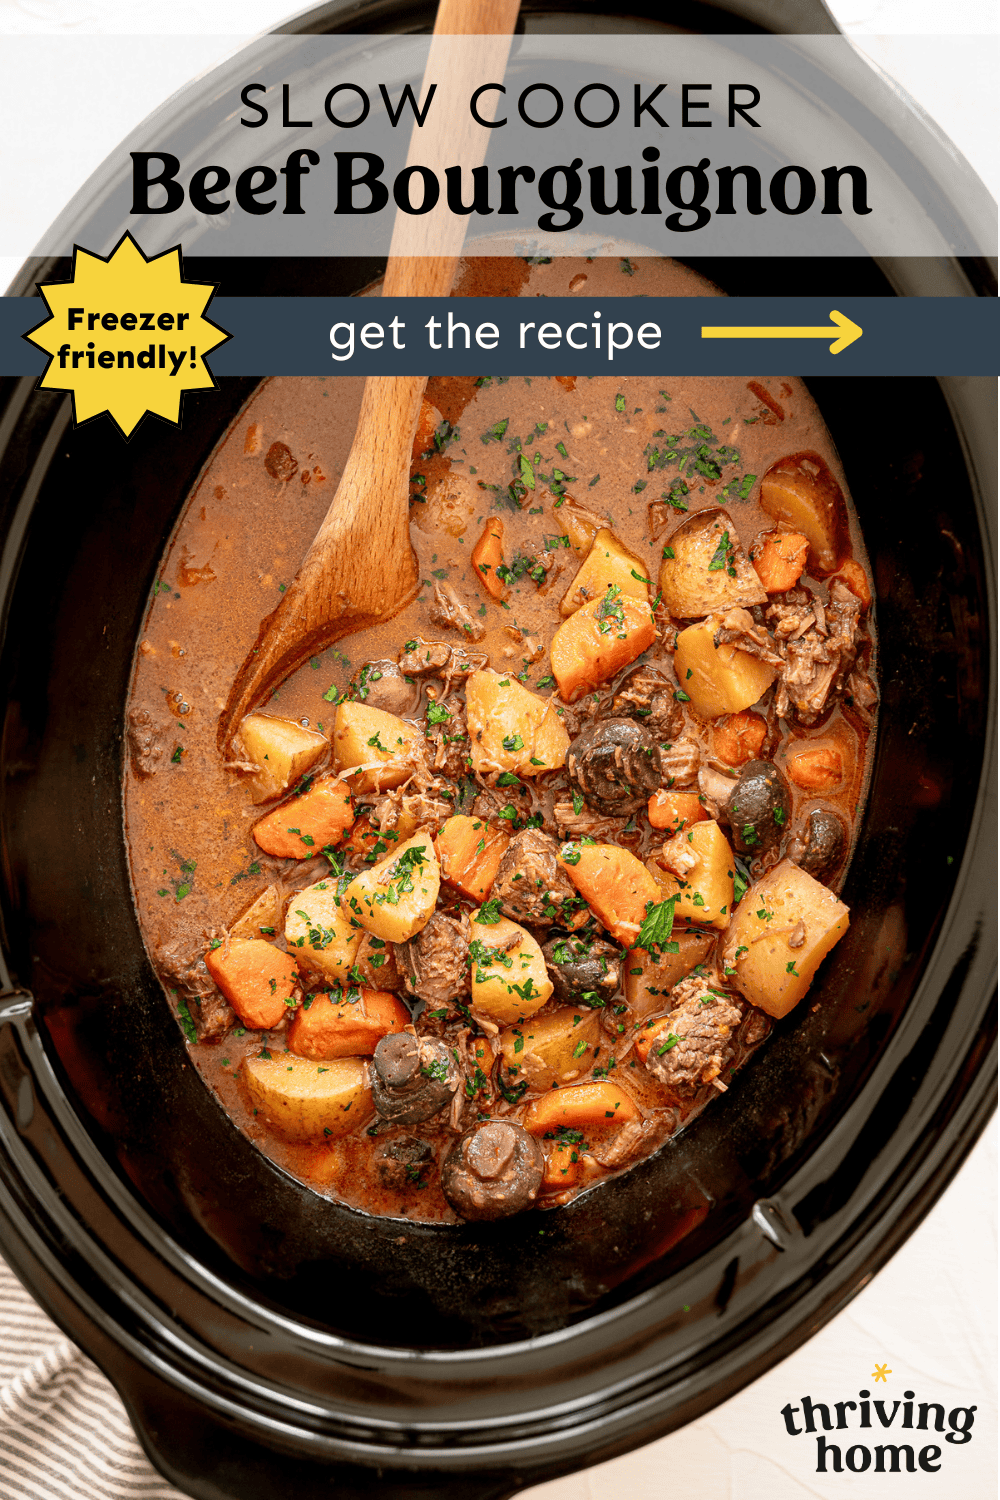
[127,706,168,777]
[156,939,234,1041]
[552,799,626,841]
[713,607,784,668]
[604,663,681,741]
[395,911,470,1006]
[588,1114,673,1169]
[428,580,486,643]
[352,931,403,991]
[350,660,419,717]
[368,788,453,839]
[767,582,862,724]
[567,718,661,815]
[493,828,583,927]
[397,638,488,686]
[374,1136,433,1190]
[645,975,742,1099]
[190,988,236,1042]
[658,735,700,788]
[424,693,470,780]
[398,641,452,677]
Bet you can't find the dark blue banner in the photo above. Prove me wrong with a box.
[5,296,998,378]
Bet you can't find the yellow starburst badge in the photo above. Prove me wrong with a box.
[25,233,229,438]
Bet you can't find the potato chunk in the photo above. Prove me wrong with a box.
[725,858,849,1017]
[673,617,777,719]
[549,590,656,701]
[658,508,766,618]
[646,820,736,929]
[333,701,419,794]
[284,879,363,984]
[624,928,716,1016]
[759,452,846,574]
[240,713,328,804]
[229,884,282,942]
[340,833,440,944]
[465,669,569,775]
[244,1054,373,1143]
[468,912,552,1024]
[498,1007,602,1090]
[556,500,604,558]
[560,528,650,617]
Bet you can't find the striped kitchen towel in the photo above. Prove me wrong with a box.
[0,1254,184,1500]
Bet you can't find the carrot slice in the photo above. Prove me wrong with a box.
[558,841,662,947]
[436,814,510,902]
[647,790,710,833]
[524,1083,640,1135]
[540,1139,586,1190]
[785,744,844,791]
[752,531,809,592]
[205,938,298,1030]
[287,987,409,1060]
[830,558,872,610]
[252,775,355,859]
[712,710,766,769]
[471,517,508,601]
[634,1016,675,1065]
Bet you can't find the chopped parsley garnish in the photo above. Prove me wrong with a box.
[707,529,737,574]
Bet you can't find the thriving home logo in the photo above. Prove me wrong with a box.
[780,1388,977,1474]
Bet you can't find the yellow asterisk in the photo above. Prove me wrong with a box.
[871,1363,892,1382]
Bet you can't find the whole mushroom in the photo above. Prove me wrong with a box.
[790,807,847,884]
[375,1135,433,1189]
[567,717,662,815]
[370,1032,459,1127]
[440,1121,545,1221]
[724,759,791,856]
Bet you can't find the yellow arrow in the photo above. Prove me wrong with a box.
[700,308,863,356]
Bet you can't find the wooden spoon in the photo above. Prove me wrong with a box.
[219,0,520,751]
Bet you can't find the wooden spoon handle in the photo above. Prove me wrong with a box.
[219,0,521,748]
[220,375,425,730]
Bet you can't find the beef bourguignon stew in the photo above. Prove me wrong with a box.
[125,261,876,1225]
